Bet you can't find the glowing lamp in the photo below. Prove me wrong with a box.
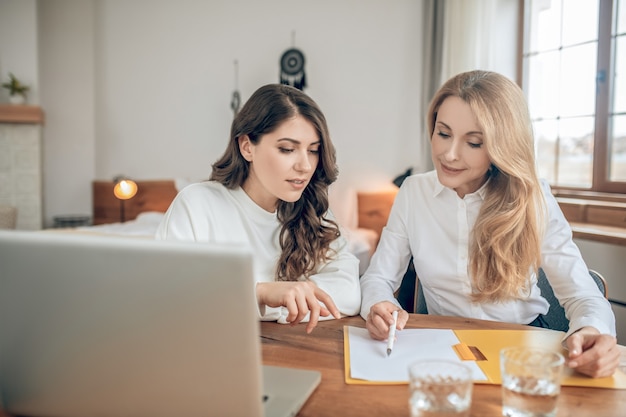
[113,177,138,222]
[113,179,138,200]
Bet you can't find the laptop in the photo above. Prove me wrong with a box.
[0,230,320,417]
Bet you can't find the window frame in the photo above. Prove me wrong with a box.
[521,0,626,197]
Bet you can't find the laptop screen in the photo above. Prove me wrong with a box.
[0,231,264,417]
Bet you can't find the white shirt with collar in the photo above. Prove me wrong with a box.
[360,170,615,337]
[156,181,361,323]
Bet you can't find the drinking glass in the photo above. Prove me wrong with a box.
[408,359,473,417]
[500,347,564,417]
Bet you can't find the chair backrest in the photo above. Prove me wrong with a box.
[405,267,608,330]
[588,269,608,298]
[396,258,429,314]
[536,268,608,332]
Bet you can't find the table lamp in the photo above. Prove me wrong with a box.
[113,176,138,222]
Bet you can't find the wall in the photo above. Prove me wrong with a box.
[38,1,96,223]
[30,0,516,227]
[0,0,41,229]
[37,0,426,227]
[0,0,38,104]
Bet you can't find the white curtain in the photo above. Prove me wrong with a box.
[440,0,499,82]
[417,0,501,173]
[418,0,445,172]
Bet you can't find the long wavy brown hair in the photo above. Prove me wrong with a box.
[210,84,340,281]
[427,70,546,302]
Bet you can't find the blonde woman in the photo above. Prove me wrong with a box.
[157,84,360,333]
[360,70,619,378]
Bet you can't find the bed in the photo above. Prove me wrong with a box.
[82,179,398,275]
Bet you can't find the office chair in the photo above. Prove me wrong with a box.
[400,267,608,332]
[396,259,428,314]
[536,268,608,332]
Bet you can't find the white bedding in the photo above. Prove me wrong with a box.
[77,211,165,238]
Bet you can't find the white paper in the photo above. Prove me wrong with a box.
[346,326,488,382]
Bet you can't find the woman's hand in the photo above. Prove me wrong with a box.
[564,326,619,378]
[365,301,409,340]
[256,281,340,333]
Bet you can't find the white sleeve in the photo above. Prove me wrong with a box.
[539,180,616,337]
[308,232,362,317]
[359,184,413,319]
[155,185,213,242]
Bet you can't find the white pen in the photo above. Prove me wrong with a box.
[386,310,398,357]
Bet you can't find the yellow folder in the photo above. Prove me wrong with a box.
[343,326,626,389]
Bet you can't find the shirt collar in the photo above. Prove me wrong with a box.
[433,173,490,201]
[433,176,446,197]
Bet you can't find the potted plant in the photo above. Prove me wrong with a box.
[2,72,30,105]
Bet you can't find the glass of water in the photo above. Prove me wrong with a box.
[500,347,564,417]
[408,359,473,417]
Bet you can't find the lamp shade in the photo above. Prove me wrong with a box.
[113,179,138,200]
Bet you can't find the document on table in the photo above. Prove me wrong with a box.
[344,326,488,384]
[345,326,626,388]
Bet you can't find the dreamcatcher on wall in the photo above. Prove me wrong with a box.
[279,32,307,90]
[230,60,241,116]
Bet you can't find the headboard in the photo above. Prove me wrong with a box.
[92,179,400,237]
[357,189,399,239]
[92,180,178,225]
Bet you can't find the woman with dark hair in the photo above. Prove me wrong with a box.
[157,84,360,333]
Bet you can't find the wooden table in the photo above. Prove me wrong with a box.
[261,315,626,417]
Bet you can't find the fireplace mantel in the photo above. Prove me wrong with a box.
[0,104,44,124]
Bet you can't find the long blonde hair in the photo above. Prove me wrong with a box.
[427,70,546,302]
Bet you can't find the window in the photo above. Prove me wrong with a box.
[523,0,626,194]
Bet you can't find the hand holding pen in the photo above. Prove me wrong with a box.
[364,301,409,341]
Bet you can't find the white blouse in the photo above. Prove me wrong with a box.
[360,171,615,337]
[156,181,361,323]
